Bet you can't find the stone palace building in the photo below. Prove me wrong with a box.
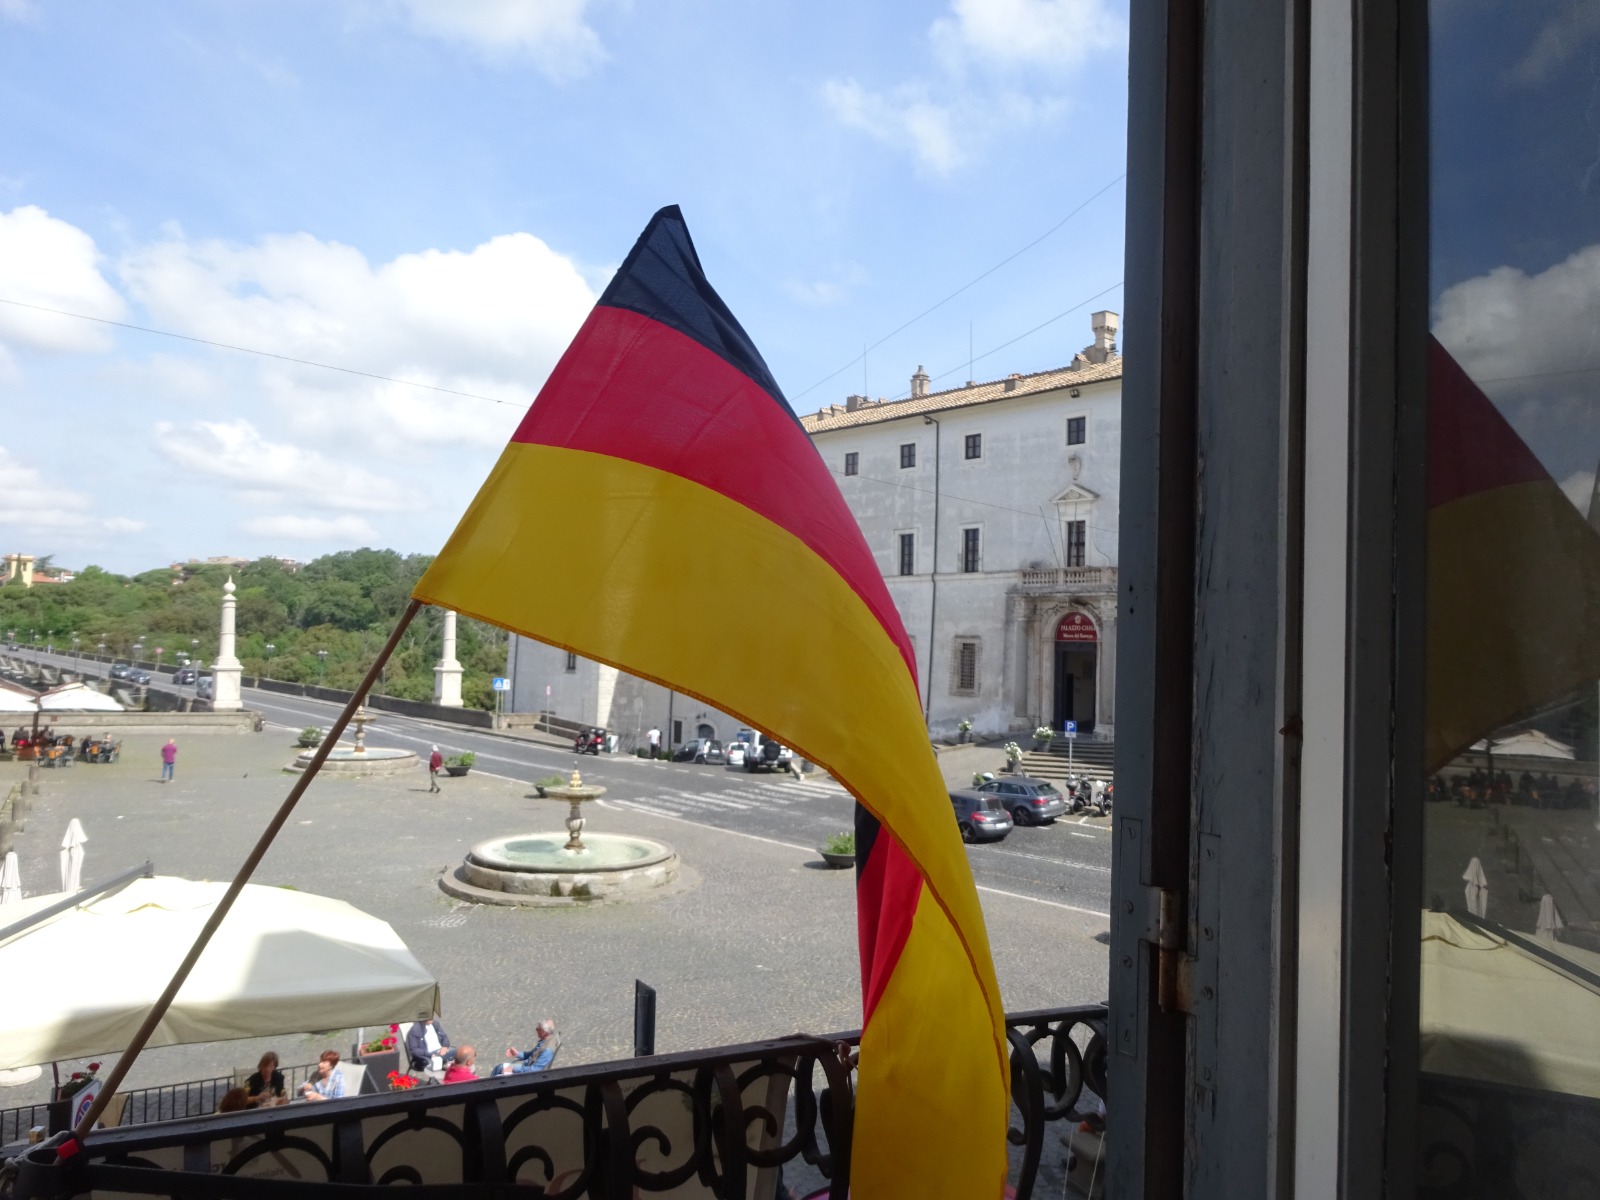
[504,311,1124,748]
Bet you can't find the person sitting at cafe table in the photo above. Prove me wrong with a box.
[244,1051,287,1107]
[442,1045,479,1084]
[406,1016,456,1076]
[300,1051,345,1101]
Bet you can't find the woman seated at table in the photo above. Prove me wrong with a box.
[244,1051,287,1107]
[300,1051,345,1102]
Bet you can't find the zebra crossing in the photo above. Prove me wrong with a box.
[611,776,850,820]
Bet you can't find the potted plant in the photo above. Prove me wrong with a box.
[957,718,973,744]
[534,773,567,798]
[296,726,325,748]
[1003,742,1024,773]
[1033,725,1054,749]
[358,1025,402,1084]
[819,830,855,869]
[386,1070,420,1091]
[48,1061,101,1132]
[444,752,476,777]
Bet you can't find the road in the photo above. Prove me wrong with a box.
[5,646,1114,919]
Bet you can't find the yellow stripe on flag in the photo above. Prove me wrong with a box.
[415,442,1010,1196]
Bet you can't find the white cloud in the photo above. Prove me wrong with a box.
[0,0,37,22]
[931,0,1125,72]
[0,445,137,541]
[1507,0,1600,88]
[1432,244,1600,395]
[822,0,1117,174]
[1562,469,1597,516]
[0,205,126,353]
[391,0,605,79]
[240,514,379,541]
[154,419,416,514]
[103,516,147,534]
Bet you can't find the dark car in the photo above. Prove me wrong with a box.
[108,663,131,680]
[127,668,152,684]
[976,776,1069,825]
[173,667,199,685]
[673,738,725,764]
[949,791,1014,843]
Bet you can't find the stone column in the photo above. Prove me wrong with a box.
[433,609,464,707]
[211,576,243,711]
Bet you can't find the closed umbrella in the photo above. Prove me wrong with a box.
[1463,856,1488,918]
[59,819,87,893]
[1537,893,1565,942]
[0,852,20,906]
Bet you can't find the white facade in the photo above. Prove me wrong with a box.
[506,315,1123,745]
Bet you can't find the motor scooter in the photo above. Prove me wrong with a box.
[573,728,603,755]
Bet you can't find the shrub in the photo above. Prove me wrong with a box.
[299,726,325,745]
[1034,725,1054,742]
[538,773,568,788]
[958,718,973,733]
[447,751,476,768]
[824,830,855,856]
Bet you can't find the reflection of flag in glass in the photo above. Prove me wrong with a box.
[1427,337,1600,769]
[413,207,1009,1197]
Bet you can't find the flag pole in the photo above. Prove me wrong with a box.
[71,599,424,1141]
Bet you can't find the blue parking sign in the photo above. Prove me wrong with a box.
[1064,720,1077,734]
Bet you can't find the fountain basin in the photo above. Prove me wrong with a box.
[443,832,681,905]
[285,745,418,777]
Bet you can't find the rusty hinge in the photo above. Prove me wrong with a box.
[1155,886,1194,1015]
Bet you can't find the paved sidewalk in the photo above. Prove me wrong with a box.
[0,730,1108,1110]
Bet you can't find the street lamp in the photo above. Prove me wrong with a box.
[265,642,276,679]
[316,648,328,683]
[190,638,199,662]
[71,633,80,670]
[97,639,106,661]
[132,639,143,662]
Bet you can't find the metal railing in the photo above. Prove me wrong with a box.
[7,1005,1107,1199]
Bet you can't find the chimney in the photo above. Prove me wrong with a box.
[1087,311,1119,362]
[910,365,930,398]
[1003,373,1022,392]
[846,394,868,412]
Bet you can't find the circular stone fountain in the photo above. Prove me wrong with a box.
[440,770,682,905]
[285,705,419,777]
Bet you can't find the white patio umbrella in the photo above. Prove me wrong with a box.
[1463,856,1488,918]
[0,875,440,1070]
[37,682,123,712]
[0,852,20,906]
[0,684,38,714]
[1537,893,1565,942]
[59,819,87,892]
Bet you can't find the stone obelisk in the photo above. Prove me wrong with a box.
[434,609,464,707]
[210,577,243,711]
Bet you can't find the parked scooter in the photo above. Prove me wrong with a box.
[573,728,604,755]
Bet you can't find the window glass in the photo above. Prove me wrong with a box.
[898,532,915,577]
[564,652,577,672]
[900,443,916,469]
[1066,416,1086,445]
[961,528,981,573]
[844,451,858,476]
[1414,4,1600,1191]
[953,639,978,693]
[965,433,982,460]
[1065,519,1086,568]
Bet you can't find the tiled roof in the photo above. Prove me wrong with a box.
[798,356,1124,433]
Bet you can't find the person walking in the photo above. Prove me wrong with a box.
[160,738,178,783]
[647,727,661,759]
[428,745,443,792]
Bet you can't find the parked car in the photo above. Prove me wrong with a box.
[742,731,793,773]
[196,675,214,700]
[173,667,198,685]
[673,738,725,764]
[949,791,1014,843]
[127,668,152,684]
[108,663,131,680]
[975,775,1069,825]
[725,741,748,767]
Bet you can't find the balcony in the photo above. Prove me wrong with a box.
[1015,567,1115,594]
[8,1005,1106,1200]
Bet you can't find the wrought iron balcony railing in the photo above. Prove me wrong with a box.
[7,1004,1107,1200]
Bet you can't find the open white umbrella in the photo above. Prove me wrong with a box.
[59,819,87,892]
[37,682,123,712]
[0,852,20,906]
[1463,857,1488,918]
[0,683,38,714]
[1537,893,1565,941]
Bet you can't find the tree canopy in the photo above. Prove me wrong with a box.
[0,552,509,710]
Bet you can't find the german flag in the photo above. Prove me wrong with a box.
[414,207,1010,1196]
[1427,336,1600,769]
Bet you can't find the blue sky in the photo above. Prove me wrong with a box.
[0,0,1131,574]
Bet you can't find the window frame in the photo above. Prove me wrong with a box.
[1066,414,1088,446]
[963,432,982,460]
[897,531,916,577]
[950,637,980,696]
[564,652,577,673]
[1065,519,1087,568]
[843,451,859,477]
[899,442,916,469]
[960,526,982,574]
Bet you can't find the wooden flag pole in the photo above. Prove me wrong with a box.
[72,599,424,1141]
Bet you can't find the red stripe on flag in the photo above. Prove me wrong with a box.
[513,305,916,679]
[1429,337,1551,508]
[857,834,924,1024]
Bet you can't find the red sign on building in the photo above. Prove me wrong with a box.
[1055,612,1098,643]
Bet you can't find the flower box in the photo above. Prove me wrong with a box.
[358,1047,401,1086]
[444,765,471,778]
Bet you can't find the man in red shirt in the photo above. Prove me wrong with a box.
[442,1045,477,1084]
[428,745,443,792]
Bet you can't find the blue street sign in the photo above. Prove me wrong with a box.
[1064,720,1077,734]
[492,677,510,691]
